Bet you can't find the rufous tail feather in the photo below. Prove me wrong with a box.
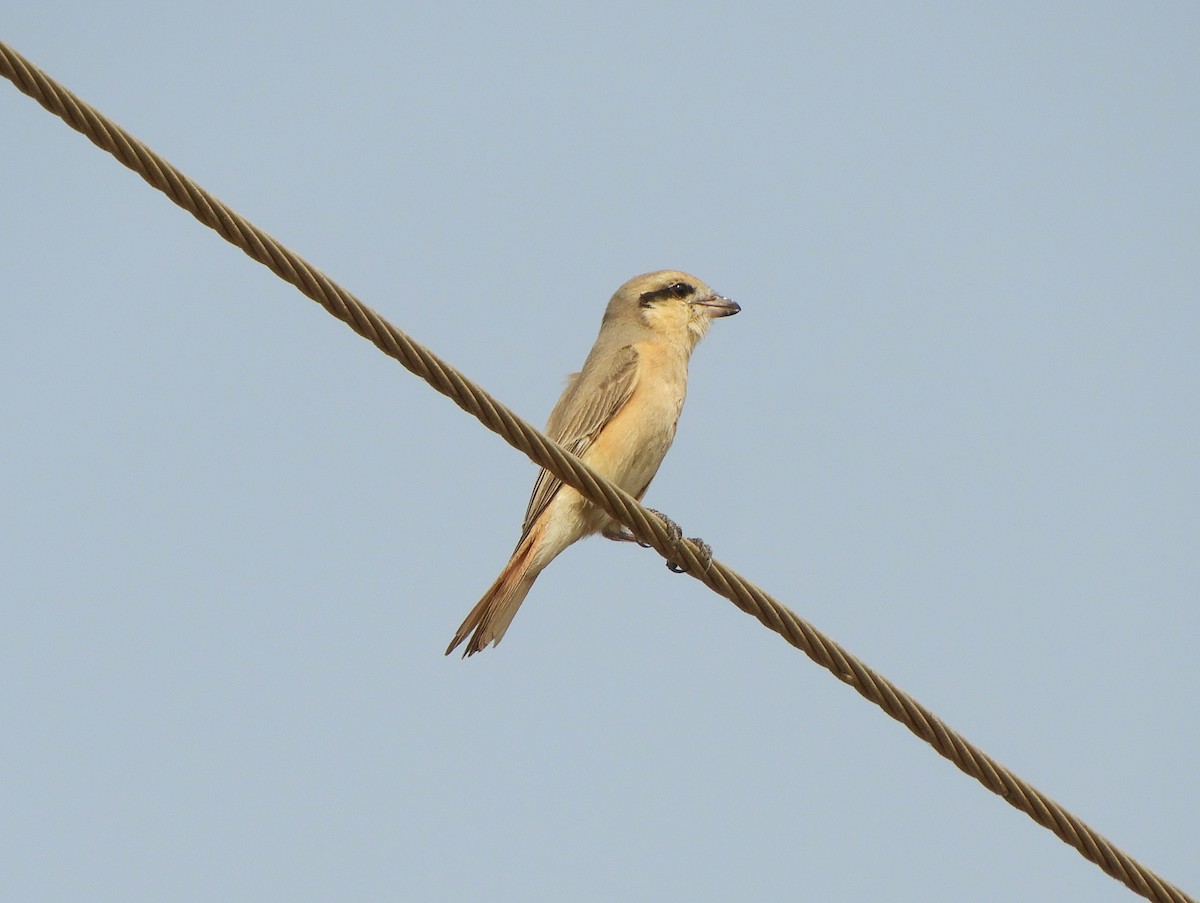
[445,531,540,657]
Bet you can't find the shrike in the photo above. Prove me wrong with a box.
[446,270,739,656]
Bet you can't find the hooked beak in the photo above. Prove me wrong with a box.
[692,294,741,318]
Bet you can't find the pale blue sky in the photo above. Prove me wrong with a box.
[3,4,1198,901]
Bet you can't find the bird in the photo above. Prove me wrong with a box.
[445,270,740,657]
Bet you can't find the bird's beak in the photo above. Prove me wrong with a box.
[693,294,741,318]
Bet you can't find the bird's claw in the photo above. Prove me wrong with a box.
[666,537,713,574]
[644,508,682,546]
[642,510,710,573]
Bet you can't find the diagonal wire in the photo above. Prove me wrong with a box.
[1,39,1193,903]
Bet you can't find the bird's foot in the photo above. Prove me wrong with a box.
[602,509,709,573]
[666,536,712,574]
[645,510,711,574]
[602,508,681,548]
[644,509,683,547]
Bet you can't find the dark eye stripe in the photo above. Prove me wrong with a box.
[639,281,695,305]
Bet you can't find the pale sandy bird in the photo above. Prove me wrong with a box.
[446,270,740,657]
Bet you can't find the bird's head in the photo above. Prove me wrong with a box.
[605,270,740,349]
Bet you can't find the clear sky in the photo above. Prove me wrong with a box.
[3,4,1197,901]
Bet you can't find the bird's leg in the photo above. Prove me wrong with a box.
[666,536,713,574]
[602,509,711,574]
[601,524,641,544]
[601,508,680,547]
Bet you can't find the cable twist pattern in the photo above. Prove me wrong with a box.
[2,40,1192,903]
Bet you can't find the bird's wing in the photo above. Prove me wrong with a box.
[520,345,640,537]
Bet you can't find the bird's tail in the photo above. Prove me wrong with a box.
[445,530,541,657]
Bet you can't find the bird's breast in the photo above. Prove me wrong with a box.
[584,341,689,494]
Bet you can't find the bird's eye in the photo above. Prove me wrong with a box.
[669,282,693,299]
